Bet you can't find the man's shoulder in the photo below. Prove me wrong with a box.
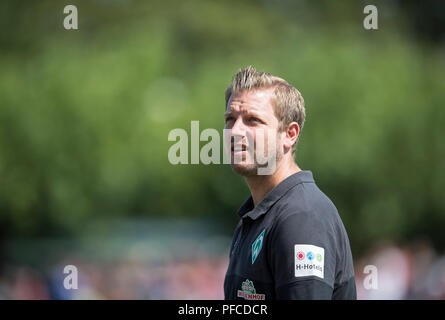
[271,179,340,227]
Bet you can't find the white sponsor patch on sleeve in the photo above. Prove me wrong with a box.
[294,244,325,279]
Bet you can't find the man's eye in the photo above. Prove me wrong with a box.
[225,117,234,122]
[249,117,261,123]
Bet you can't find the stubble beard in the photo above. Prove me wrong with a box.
[230,140,283,177]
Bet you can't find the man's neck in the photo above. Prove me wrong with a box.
[245,160,301,207]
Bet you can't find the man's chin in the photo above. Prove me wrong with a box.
[230,163,258,177]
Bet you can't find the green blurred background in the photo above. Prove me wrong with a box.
[0,0,444,299]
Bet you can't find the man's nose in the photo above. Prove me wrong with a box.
[230,117,246,137]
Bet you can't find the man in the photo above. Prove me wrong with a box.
[223,66,356,300]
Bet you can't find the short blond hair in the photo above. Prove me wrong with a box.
[225,66,305,153]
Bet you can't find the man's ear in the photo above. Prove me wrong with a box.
[282,122,300,151]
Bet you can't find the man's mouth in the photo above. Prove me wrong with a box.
[231,144,248,152]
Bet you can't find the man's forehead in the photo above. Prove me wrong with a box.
[227,88,275,112]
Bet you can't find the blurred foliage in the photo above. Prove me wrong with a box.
[0,0,444,255]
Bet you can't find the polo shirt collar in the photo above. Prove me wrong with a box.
[237,170,314,220]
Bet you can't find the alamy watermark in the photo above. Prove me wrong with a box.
[63,265,78,290]
[363,5,378,30]
[168,121,278,175]
[62,4,377,31]
[63,5,78,30]
[363,264,378,290]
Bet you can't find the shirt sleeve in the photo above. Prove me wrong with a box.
[268,210,337,300]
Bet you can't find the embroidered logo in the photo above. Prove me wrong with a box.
[237,279,266,300]
[251,228,265,264]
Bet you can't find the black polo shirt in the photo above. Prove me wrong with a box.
[224,170,356,300]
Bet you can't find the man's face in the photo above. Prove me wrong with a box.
[224,88,283,176]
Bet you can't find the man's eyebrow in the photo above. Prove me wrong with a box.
[224,110,234,118]
[245,111,262,117]
[224,110,265,118]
